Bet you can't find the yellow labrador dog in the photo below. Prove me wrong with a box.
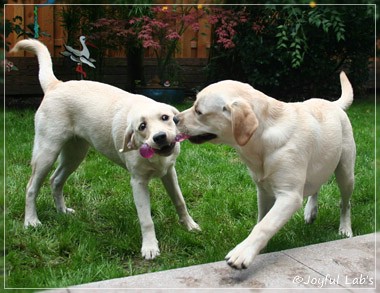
[10,39,200,260]
[174,72,355,269]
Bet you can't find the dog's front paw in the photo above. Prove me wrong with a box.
[225,241,256,270]
[24,217,42,228]
[141,243,160,260]
[65,207,75,214]
[180,216,201,232]
[339,225,353,238]
[57,206,75,214]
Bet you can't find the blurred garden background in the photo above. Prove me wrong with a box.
[4,0,377,103]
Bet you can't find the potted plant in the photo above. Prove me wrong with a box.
[89,5,204,103]
[130,5,204,103]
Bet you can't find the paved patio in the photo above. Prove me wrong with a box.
[44,233,377,292]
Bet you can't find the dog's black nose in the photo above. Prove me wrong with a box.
[173,116,179,125]
[153,131,167,145]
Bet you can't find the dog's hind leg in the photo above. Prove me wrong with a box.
[25,142,60,227]
[335,151,355,237]
[50,138,90,214]
[304,193,318,224]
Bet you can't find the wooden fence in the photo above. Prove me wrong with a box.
[5,57,208,98]
[5,1,213,99]
[5,1,212,59]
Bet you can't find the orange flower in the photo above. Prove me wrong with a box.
[198,4,203,10]
[309,1,317,8]
[162,6,168,11]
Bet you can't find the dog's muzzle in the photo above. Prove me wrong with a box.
[151,131,176,156]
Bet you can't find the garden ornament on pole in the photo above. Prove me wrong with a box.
[60,35,96,79]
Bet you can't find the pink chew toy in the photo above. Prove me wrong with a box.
[139,143,155,159]
[175,133,191,142]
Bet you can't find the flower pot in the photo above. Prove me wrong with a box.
[135,87,185,104]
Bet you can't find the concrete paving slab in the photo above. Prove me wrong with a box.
[43,233,377,293]
[283,232,376,288]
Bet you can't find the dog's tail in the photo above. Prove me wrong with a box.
[10,39,59,94]
[334,71,353,111]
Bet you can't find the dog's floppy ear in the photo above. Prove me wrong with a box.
[119,124,137,153]
[227,99,259,146]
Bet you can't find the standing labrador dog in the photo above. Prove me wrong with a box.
[10,39,200,260]
[174,72,355,269]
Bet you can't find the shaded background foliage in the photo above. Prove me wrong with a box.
[3,1,376,101]
[206,4,374,101]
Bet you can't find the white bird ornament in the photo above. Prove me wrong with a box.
[60,36,96,68]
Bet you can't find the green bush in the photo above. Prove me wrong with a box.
[206,5,374,100]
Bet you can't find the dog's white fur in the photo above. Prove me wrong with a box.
[175,72,355,269]
[11,39,200,260]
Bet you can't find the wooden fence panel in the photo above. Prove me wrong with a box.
[36,5,55,54]
[5,57,208,97]
[5,3,212,59]
[6,4,24,57]
[5,2,55,55]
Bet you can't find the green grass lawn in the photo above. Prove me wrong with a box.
[4,98,376,289]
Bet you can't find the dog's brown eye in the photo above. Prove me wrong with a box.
[138,122,146,131]
[162,115,169,121]
[195,109,202,115]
